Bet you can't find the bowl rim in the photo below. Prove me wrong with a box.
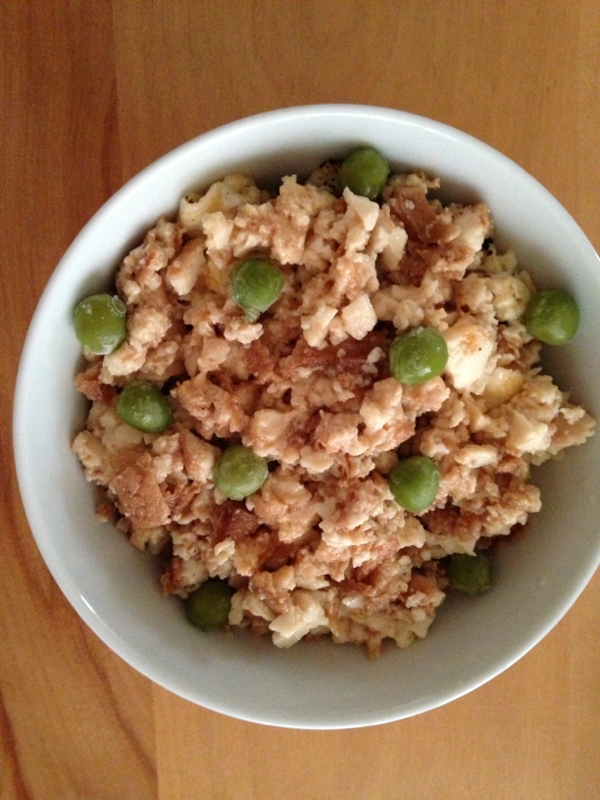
[13,103,600,729]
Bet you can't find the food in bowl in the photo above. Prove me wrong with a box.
[71,148,595,658]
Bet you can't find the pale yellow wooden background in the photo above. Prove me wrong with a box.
[2,2,599,798]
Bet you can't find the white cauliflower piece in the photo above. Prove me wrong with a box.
[506,411,552,454]
[166,237,205,296]
[102,306,171,379]
[252,469,318,543]
[71,430,114,485]
[341,294,377,340]
[486,274,531,322]
[128,307,171,348]
[444,316,496,390]
[245,409,297,461]
[179,173,262,234]
[130,525,169,554]
[223,317,263,344]
[301,305,338,347]
[455,443,498,468]
[482,367,525,410]
[344,189,380,235]
[269,590,328,648]
[379,224,408,271]
[452,203,492,255]
[203,212,235,252]
[359,378,404,433]
[196,336,231,373]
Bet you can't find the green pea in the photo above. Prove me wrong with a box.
[388,455,440,514]
[389,326,448,385]
[447,553,492,595]
[336,146,390,200]
[230,258,285,322]
[73,293,127,355]
[214,444,268,501]
[185,579,234,630]
[116,380,173,433]
[524,288,579,345]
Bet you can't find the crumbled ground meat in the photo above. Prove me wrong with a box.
[72,163,595,658]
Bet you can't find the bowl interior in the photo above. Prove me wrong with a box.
[14,105,600,729]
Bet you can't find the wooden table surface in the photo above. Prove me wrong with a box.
[2,2,600,798]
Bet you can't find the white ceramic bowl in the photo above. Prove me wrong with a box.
[14,105,600,729]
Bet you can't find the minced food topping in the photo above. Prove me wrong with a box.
[72,161,595,658]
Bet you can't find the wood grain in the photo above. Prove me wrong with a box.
[2,2,599,798]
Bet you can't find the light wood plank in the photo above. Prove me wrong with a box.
[1,1,599,797]
[0,3,155,798]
